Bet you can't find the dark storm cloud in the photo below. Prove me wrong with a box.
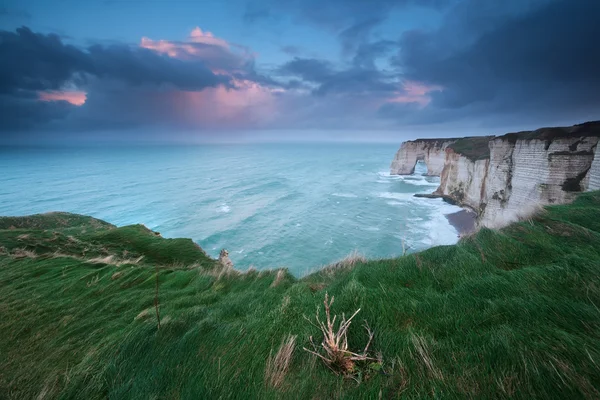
[0,27,92,94]
[87,44,229,91]
[388,0,600,126]
[0,27,229,93]
[278,57,397,96]
[0,27,232,132]
[0,93,75,131]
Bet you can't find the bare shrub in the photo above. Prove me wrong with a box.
[265,334,297,388]
[303,293,374,376]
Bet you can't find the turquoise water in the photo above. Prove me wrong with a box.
[0,144,461,275]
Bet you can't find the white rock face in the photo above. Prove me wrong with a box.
[589,146,600,190]
[479,137,598,228]
[434,149,489,212]
[390,139,456,175]
[390,122,600,229]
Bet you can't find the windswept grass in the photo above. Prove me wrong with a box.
[1,192,600,398]
[265,334,297,388]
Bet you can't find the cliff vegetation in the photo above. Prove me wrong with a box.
[447,136,494,161]
[2,193,600,398]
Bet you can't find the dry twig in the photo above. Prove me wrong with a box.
[303,293,375,375]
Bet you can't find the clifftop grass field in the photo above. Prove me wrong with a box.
[2,193,600,399]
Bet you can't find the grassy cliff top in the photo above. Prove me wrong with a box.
[447,136,495,161]
[497,120,600,143]
[2,192,600,398]
[401,121,600,161]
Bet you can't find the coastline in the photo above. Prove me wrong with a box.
[445,209,477,236]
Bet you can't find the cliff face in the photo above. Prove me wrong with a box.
[434,149,489,212]
[390,139,456,175]
[589,146,600,190]
[391,121,600,228]
[479,135,598,227]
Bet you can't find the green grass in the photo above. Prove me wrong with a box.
[447,136,494,161]
[2,193,600,399]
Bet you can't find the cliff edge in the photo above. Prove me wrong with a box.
[391,121,600,228]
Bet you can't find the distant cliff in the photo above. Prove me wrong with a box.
[390,139,456,175]
[391,121,600,228]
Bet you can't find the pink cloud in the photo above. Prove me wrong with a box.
[137,27,285,128]
[189,27,229,48]
[388,81,443,107]
[38,90,87,106]
[165,78,284,128]
[140,27,249,69]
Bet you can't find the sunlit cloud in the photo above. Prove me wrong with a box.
[137,27,286,128]
[189,27,229,48]
[140,27,250,70]
[388,81,443,107]
[38,90,87,106]
[166,78,284,128]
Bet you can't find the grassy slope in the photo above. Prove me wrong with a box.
[1,194,600,399]
[447,136,494,161]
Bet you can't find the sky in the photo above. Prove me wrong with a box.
[1,0,599,144]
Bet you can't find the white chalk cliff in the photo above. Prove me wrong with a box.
[391,121,600,228]
[390,139,456,176]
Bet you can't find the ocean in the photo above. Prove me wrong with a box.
[0,144,462,275]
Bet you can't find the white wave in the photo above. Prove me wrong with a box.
[422,199,462,246]
[331,192,358,198]
[377,192,417,201]
[377,171,439,187]
[217,203,231,213]
[364,226,380,232]
[399,176,440,187]
[377,171,402,180]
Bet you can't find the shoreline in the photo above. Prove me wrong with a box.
[445,209,477,236]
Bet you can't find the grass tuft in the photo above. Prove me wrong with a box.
[265,334,297,388]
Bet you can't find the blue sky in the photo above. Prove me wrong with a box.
[1,0,599,143]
